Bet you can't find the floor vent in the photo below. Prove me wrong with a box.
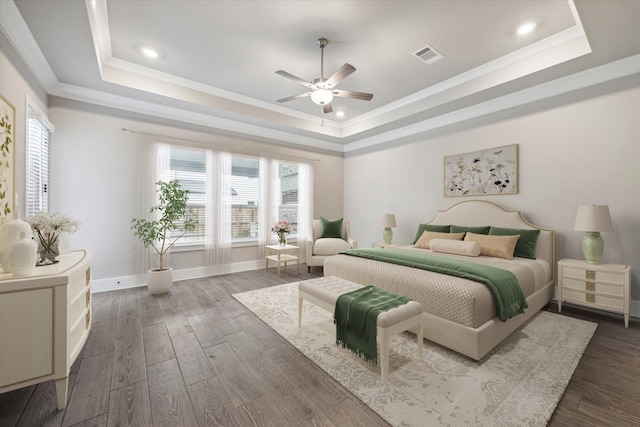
[413,44,443,65]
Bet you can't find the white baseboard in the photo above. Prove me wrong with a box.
[93,269,639,321]
[91,260,263,293]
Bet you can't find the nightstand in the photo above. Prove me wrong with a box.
[265,244,300,276]
[372,242,403,248]
[557,258,631,327]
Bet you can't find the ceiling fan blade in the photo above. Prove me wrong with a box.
[322,103,333,114]
[333,89,373,101]
[325,63,356,88]
[275,70,314,88]
[276,92,311,103]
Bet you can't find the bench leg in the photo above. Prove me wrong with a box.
[298,297,303,327]
[378,327,390,385]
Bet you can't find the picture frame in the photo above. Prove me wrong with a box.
[444,144,518,197]
[0,94,15,223]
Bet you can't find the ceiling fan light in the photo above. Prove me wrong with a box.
[311,88,334,105]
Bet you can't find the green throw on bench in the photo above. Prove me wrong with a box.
[334,286,410,363]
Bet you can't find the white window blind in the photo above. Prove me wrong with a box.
[26,117,51,218]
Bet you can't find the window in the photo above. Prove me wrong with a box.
[167,146,207,245]
[275,161,300,238]
[231,155,260,241]
[25,116,51,217]
[154,144,311,250]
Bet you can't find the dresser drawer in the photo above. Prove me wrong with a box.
[562,266,626,285]
[68,265,91,301]
[69,288,91,327]
[68,308,90,360]
[562,288,624,311]
[561,277,623,297]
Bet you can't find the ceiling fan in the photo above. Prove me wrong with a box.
[275,38,373,114]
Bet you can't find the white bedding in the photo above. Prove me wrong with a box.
[395,245,551,291]
[324,247,550,328]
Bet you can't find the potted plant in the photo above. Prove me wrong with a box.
[131,180,198,294]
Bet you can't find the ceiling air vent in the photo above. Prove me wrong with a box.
[413,44,443,65]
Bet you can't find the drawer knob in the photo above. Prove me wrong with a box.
[586,282,596,292]
[585,270,596,280]
[86,267,91,286]
[86,310,91,329]
[86,290,91,307]
[585,294,596,303]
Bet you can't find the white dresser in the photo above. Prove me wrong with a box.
[0,250,92,409]
[557,258,631,327]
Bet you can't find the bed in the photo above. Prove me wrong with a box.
[323,200,555,360]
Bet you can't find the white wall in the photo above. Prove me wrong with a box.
[47,97,344,289]
[344,82,640,313]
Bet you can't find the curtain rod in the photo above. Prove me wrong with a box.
[121,128,321,163]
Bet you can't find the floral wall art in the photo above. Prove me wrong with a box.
[0,94,14,223]
[444,144,518,196]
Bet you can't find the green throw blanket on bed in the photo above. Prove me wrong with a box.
[341,248,528,321]
[334,286,410,364]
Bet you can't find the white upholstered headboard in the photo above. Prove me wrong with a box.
[426,200,555,276]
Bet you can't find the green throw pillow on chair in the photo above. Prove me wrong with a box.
[319,217,343,238]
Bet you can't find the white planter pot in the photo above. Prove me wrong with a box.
[147,268,173,294]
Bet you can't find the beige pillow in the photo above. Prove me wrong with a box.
[430,239,481,257]
[414,231,465,249]
[464,232,520,260]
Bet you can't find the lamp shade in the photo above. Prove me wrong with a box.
[310,88,334,105]
[381,214,397,228]
[573,205,613,232]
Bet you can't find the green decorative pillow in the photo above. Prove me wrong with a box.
[319,217,343,238]
[489,227,540,259]
[412,224,451,244]
[450,225,490,235]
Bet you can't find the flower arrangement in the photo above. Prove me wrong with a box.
[27,211,81,262]
[271,219,291,245]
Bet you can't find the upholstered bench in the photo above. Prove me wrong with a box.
[298,276,424,385]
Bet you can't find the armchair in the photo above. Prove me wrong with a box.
[306,219,357,272]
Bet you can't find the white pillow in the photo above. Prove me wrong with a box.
[430,239,481,257]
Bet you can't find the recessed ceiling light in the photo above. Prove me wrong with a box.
[141,47,159,58]
[335,111,345,118]
[517,22,537,36]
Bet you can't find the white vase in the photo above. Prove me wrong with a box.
[147,268,173,294]
[1,217,33,273]
[10,231,38,277]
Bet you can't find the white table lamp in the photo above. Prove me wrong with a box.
[573,205,613,264]
[381,214,397,244]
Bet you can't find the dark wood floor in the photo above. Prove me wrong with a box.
[0,266,638,426]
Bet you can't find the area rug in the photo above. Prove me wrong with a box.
[233,281,597,427]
